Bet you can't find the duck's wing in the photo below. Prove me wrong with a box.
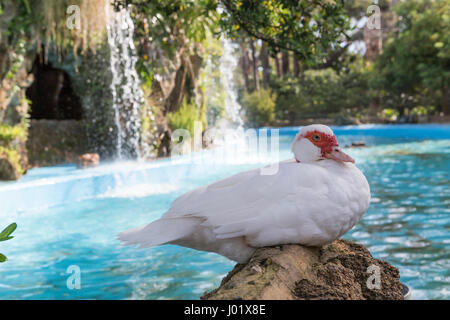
[162,161,331,245]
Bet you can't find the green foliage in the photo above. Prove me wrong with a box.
[1,0,109,62]
[0,223,17,263]
[116,0,220,58]
[242,88,276,127]
[268,76,302,119]
[344,0,390,19]
[0,0,34,46]
[409,106,434,117]
[0,146,24,175]
[0,124,27,176]
[0,123,27,145]
[219,0,351,63]
[118,0,351,63]
[406,105,436,123]
[0,124,27,145]
[167,99,200,137]
[270,65,370,122]
[372,0,449,112]
[378,108,399,122]
[299,69,346,115]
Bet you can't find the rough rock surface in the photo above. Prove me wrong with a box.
[0,135,28,181]
[77,153,100,169]
[0,153,20,180]
[202,240,403,300]
[27,119,88,167]
[344,141,367,148]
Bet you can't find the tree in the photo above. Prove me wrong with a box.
[260,41,270,88]
[119,0,352,64]
[220,0,350,64]
[116,0,352,111]
[238,41,251,92]
[242,88,276,127]
[281,50,289,75]
[112,0,221,114]
[373,0,450,115]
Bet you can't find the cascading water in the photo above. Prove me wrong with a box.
[219,37,244,128]
[105,4,146,159]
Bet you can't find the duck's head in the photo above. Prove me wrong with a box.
[291,124,354,164]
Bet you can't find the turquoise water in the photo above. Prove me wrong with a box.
[0,124,448,299]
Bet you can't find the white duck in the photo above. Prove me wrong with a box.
[119,124,370,263]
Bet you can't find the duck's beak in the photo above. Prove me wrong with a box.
[324,147,355,163]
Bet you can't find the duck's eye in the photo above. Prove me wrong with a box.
[313,134,321,141]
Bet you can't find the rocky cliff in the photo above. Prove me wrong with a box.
[26,119,88,167]
[202,239,404,300]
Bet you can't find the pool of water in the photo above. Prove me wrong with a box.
[0,124,448,299]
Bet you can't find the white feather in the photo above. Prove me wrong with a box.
[119,125,371,263]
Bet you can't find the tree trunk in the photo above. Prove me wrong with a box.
[293,55,301,78]
[249,39,260,92]
[275,53,282,77]
[187,52,204,110]
[239,43,251,93]
[282,51,290,76]
[260,42,270,88]
[368,96,381,120]
[164,57,188,114]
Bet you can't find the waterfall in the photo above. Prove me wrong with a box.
[219,37,244,128]
[105,4,145,159]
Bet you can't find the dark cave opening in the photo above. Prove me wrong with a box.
[26,56,83,120]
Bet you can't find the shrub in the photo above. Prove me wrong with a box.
[0,146,24,176]
[241,89,276,127]
[269,77,303,121]
[167,99,200,137]
[0,123,27,179]
[0,124,27,145]
[378,108,399,122]
[269,67,370,123]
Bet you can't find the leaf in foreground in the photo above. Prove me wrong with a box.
[0,223,17,241]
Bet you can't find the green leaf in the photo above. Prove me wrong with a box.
[22,0,31,14]
[0,223,17,241]
[0,254,7,263]
[0,236,13,242]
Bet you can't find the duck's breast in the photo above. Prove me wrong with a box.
[306,161,370,243]
[245,161,370,247]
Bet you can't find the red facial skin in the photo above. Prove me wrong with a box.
[296,130,339,159]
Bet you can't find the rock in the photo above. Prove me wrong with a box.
[0,125,28,181]
[157,129,172,158]
[27,119,88,167]
[344,141,367,148]
[77,153,100,169]
[202,240,403,300]
[0,152,20,180]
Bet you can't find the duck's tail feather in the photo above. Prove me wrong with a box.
[117,217,201,248]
